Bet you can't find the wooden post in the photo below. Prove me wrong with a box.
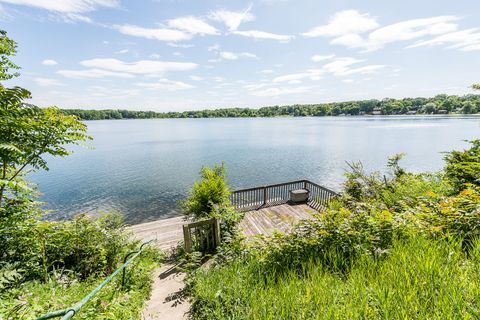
[183,225,192,253]
[213,218,221,248]
[263,186,267,206]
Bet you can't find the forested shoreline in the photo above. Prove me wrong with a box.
[61,93,480,120]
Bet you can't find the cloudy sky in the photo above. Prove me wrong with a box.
[2,0,480,111]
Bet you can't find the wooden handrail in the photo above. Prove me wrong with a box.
[230,180,338,212]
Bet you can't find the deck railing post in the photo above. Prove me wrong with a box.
[263,186,267,206]
[213,218,221,247]
[183,225,192,253]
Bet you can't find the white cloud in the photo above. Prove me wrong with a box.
[322,57,384,76]
[208,5,254,31]
[243,83,269,90]
[80,58,197,75]
[219,51,258,60]
[136,78,194,91]
[34,77,63,86]
[167,42,194,48]
[273,57,384,83]
[311,54,335,62]
[149,53,161,59]
[58,58,197,79]
[190,75,203,81]
[232,30,294,42]
[166,16,219,35]
[302,10,461,52]
[208,44,220,51]
[327,15,460,52]
[56,13,92,23]
[359,16,459,51]
[57,68,134,79]
[115,24,192,42]
[407,28,480,51]
[0,0,118,13]
[114,49,129,54]
[250,86,310,97]
[302,10,378,37]
[273,69,324,83]
[42,59,58,65]
[259,69,274,74]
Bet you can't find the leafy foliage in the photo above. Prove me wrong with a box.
[0,85,91,211]
[444,139,480,192]
[181,163,232,220]
[0,31,160,319]
[0,30,20,80]
[1,246,160,319]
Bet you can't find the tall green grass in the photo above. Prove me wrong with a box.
[190,237,480,319]
[0,247,160,319]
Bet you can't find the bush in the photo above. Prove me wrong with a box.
[0,246,161,319]
[181,163,232,220]
[444,139,480,192]
[0,212,138,287]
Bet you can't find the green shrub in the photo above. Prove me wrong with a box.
[0,212,139,286]
[0,246,161,319]
[181,163,232,220]
[444,139,480,192]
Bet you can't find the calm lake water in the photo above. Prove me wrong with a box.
[29,116,479,224]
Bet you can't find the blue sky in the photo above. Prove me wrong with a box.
[2,0,480,111]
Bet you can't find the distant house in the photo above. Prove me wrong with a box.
[372,107,382,115]
[359,111,365,116]
[437,109,448,114]
[406,110,417,115]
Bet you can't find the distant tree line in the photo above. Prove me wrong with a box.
[61,93,480,120]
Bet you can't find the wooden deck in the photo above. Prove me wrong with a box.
[130,203,320,249]
[239,203,318,237]
[128,216,186,250]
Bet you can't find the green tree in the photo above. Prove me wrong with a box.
[472,83,480,91]
[0,86,90,209]
[0,30,20,80]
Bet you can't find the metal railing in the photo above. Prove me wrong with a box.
[36,240,154,320]
[230,180,338,212]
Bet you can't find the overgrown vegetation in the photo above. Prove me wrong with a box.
[62,92,480,120]
[187,140,480,319]
[181,163,241,239]
[0,30,161,319]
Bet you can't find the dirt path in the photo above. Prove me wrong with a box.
[142,263,190,320]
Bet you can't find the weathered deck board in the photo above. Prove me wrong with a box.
[130,203,319,249]
[239,203,317,237]
[128,216,186,250]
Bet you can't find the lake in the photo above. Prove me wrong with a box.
[29,116,479,224]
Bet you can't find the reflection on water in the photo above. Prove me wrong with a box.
[29,116,479,224]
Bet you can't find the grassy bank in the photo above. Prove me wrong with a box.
[191,237,480,319]
[1,246,159,319]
